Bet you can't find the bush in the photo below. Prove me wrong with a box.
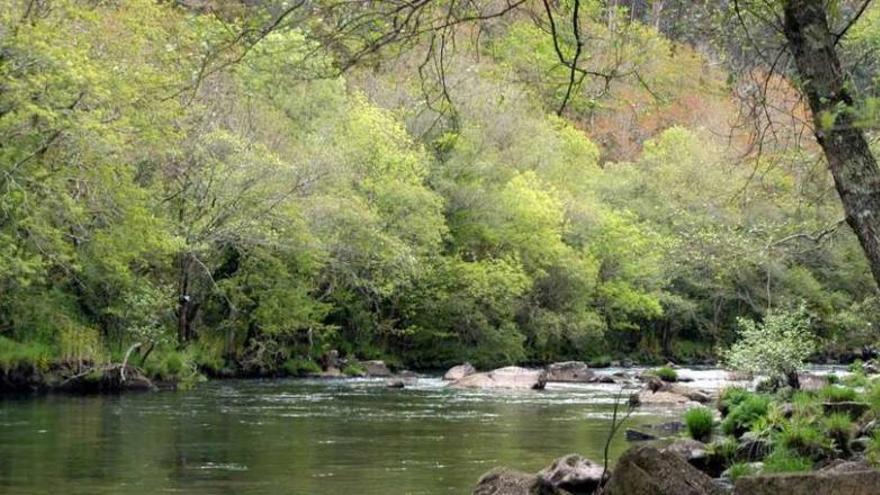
[343,362,366,377]
[823,413,854,452]
[725,305,815,384]
[722,394,771,437]
[685,407,714,441]
[652,366,678,382]
[762,449,813,473]
[283,357,321,376]
[819,385,858,403]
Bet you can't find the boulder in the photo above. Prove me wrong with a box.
[735,432,773,462]
[733,467,880,495]
[633,390,700,408]
[625,429,658,442]
[362,360,392,377]
[545,362,595,383]
[663,439,709,472]
[538,454,605,494]
[385,378,406,388]
[451,366,547,390]
[473,467,567,495]
[597,375,616,384]
[601,445,723,495]
[820,459,874,473]
[797,373,827,391]
[443,363,477,381]
[822,401,869,419]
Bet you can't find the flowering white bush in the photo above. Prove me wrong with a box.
[725,305,816,381]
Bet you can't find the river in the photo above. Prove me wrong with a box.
[0,368,737,494]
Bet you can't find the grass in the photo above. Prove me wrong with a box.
[777,420,830,459]
[685,406,714,442]
[868,431,880,466]
[651,366,678,382]
[0,336,54,371]
[819,385,858,403]
[721,394,771,437]
[866,382,880,414]
[283,357,321,376]
[790,390,821,418]
[343,362,366,377]
[762,448,813,473]
[825,373,840,384]
[823,413,853,452]
[726,462,755,481]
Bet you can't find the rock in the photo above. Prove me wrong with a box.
[721,462,763,480]
[781,403,794,418]
[823,401,870,419]
[398,369,419,378]
[863,361,880,375]
[622,359,634,368]
[597,375,616,384]
[319,367,343,378]
[678,376,695,383]
[634,390,700,407]
[625,429,658,442]
[545,362,595,383]
[443,363,476,381]
[667,384,712,404]
[852,436,871,453]
[819,459,874,473]
[451,366,547,390]
[857,419,878,438]
[646,421,687,435]
[322,349,341,370]
[601,445,723,495]
[735,432,773,462]
[663,439,709,471]
[610,361,621,367]
[537,454,605,494]
[473,467,566,495]
[797,373,826,391]
[733,467,880,495]
[386,378,406,388]
[362,360,392,377]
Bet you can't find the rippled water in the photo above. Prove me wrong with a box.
[0,370,720,494]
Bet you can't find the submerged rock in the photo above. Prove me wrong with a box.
[601,445,723,495]
[385,378,406,388]
[545,362,594,383]
[625,429,658,442]
[443,363,476,381]
[451,366,547,390]
[538,454,605,494]
[362,360,392,377]
[473,467,566,495]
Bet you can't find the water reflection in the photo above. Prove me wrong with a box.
[0,376,682,494]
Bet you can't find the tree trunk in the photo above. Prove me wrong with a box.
[783,0,880,289]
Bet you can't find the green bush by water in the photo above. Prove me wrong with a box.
[722,394,770,437]
[684,407,714,442]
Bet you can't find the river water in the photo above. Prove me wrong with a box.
[0,369,735,494]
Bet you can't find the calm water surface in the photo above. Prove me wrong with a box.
[0,370,730,494]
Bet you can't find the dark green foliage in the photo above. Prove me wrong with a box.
[777,421,831,460]
[721,394,771,437]
[283,358,321,377]
[652,366,678,382]
[725,462,755,481]
[685,407,714,442]
[342,363,366,377]
[718,387,752,417]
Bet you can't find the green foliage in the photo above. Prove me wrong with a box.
[722,394,771,437]
[283,358,322,377]
[762,449,813,473]
[651,366,679,382]
[777,421,831,459]
[725,306,816,381]
[726,462,755,481]
[684,407,714,442]
[718,387,752,417]
[0,337,54,371]
[343,362,367,377]
[819,385,858,403]
[823,413,854,452]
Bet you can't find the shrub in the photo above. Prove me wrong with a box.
[722,395,771,437]
[823,413,854,452]
[652,366,678,382]
[343,362,366,377]
[819,385,858,403]
[724,305,815,385]
[762,449,813,473]
[283,357,321,376]
[685,407,714,441]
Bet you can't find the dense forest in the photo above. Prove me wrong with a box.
[2,0,880,381]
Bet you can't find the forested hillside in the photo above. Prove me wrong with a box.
[1,0,879,380]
